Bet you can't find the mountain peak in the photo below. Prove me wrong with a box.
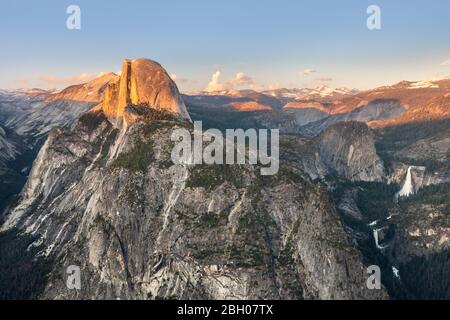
[46,72,119,103]
[98,58,191,122]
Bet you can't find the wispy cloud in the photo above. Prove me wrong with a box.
[227,72,255,86]
[38,72,105,86]
[298,68,316,76]
[316,77,333,82]
[441,59,450,66]
[170,73,189,83]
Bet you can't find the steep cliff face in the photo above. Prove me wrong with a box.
[278,122,385,183]
[388,165,431,196]
[45,73,119,104]
[316,122,384,182]
[97,58,191,123]
[386,166,450,260]
[0,125,26,165]
[0,59,386,300]
[1,116,385,300]
[0,124,31,213]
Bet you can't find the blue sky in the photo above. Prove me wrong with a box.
[1,0,450,91]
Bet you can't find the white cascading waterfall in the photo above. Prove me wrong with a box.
[368,221,386,250]
[392,266,400,279]
[373,228,386,250]
[397,166,414,198]
[371,167,418,251]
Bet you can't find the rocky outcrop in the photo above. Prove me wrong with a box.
[96,58,191,123]
[316,122,384,182]
[1,114,386,300]
[46,73,119,104]
[279,122,385,183]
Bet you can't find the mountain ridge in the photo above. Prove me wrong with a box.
[0,58,387,300]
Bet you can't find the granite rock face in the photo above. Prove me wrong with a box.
[1,59,387,300]
[2,115,386,300]
[97,58,191,123]
[279,122,384,183]
[317,121,384,182]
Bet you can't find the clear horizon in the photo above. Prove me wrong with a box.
[1,0,450,92]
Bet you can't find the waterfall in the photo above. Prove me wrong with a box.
[373,228,385,250]
[397,166,414,198]
[392,266,400,279]
[373,227,390,250]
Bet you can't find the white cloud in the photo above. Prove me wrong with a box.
[441,59,450,66]
[298,68,316,76]
[228,72,254,86]
[203,70,269,93]
[171,73,188,83]
[205,71,228,92]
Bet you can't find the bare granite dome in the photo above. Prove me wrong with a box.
[98,58,191,122]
